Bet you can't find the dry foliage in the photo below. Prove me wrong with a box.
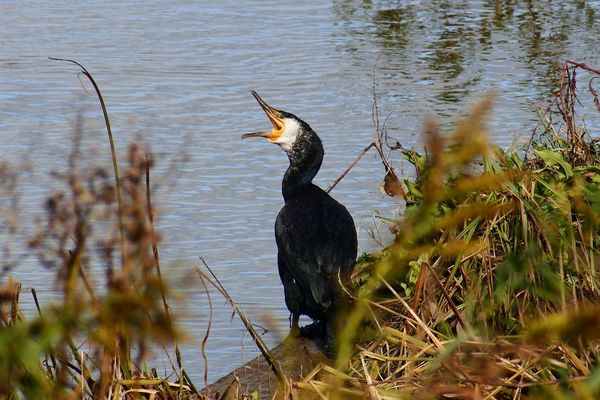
[292,62,600,400]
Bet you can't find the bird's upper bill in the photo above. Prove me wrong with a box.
[242,91,285,142]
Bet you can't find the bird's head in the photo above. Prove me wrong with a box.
[242,91,306,152]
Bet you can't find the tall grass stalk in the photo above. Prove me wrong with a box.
[48,57,126,269]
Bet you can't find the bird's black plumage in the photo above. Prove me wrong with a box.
[243,92,357,337]
[276,183,357,324]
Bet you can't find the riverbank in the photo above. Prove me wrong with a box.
[202,337,327,400]
[283,63,600,399]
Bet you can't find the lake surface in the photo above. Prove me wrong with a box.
[2,0,600,384]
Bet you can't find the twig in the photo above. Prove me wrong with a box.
[326,142,375,193]
[139,147,195,393]
[326,57,402,194]
[483,345,557,400]
[31,288,58,375]
[196,257,289,389]
[143,149,162,290]
[525,60,600,161]
[196,271,213,395]
[565,60,600,75]
[370,56,398,174]
[77,265,96,302]
[141,147,183,369]
[424,262,469,331]
[590,76,600,113]
[181,369,200,397]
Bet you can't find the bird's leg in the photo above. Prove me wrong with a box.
[289,313,301,337]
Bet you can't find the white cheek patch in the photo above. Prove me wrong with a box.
[273,118,300,151]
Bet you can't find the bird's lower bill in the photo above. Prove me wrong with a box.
[241,128,283,142]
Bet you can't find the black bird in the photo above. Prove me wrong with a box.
[242,91,357,339]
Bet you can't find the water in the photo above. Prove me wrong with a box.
[1,0,600,384]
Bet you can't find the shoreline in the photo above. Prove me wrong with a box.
[202,337,328,399]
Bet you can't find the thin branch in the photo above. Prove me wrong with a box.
[424,262,469,331]
[196,271,213,395]
[565,60,600,75]
[196,257,289,389]
[327,56,403,194]
[141,147,184,376]
[326,142,375,193]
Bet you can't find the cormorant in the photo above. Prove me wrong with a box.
[242,91,357,339]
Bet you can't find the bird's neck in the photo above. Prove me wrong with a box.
[282,132,323,201]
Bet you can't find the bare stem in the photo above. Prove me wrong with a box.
[196,257,289,389]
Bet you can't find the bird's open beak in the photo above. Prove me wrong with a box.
[242,91,285,141]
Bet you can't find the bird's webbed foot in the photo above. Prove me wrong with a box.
[299,320,325,339]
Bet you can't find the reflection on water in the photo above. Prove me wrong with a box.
[334,1,599,109]
[1,0,600,384]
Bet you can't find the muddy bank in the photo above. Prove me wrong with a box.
[202,337,328,400]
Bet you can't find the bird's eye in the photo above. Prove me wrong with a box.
[279,114,286,119]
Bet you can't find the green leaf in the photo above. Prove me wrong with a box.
[534,148,573,179]
[403,179,423,202]
[586,363,600,393]
[402,149,427,175]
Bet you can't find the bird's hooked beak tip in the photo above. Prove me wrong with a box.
[243,91,285,141]
[251,91,279,117]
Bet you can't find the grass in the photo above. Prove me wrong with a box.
[0,141,198,399]
[292,61,600,399]
[0,61,196,399]
[1,60,600,399]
